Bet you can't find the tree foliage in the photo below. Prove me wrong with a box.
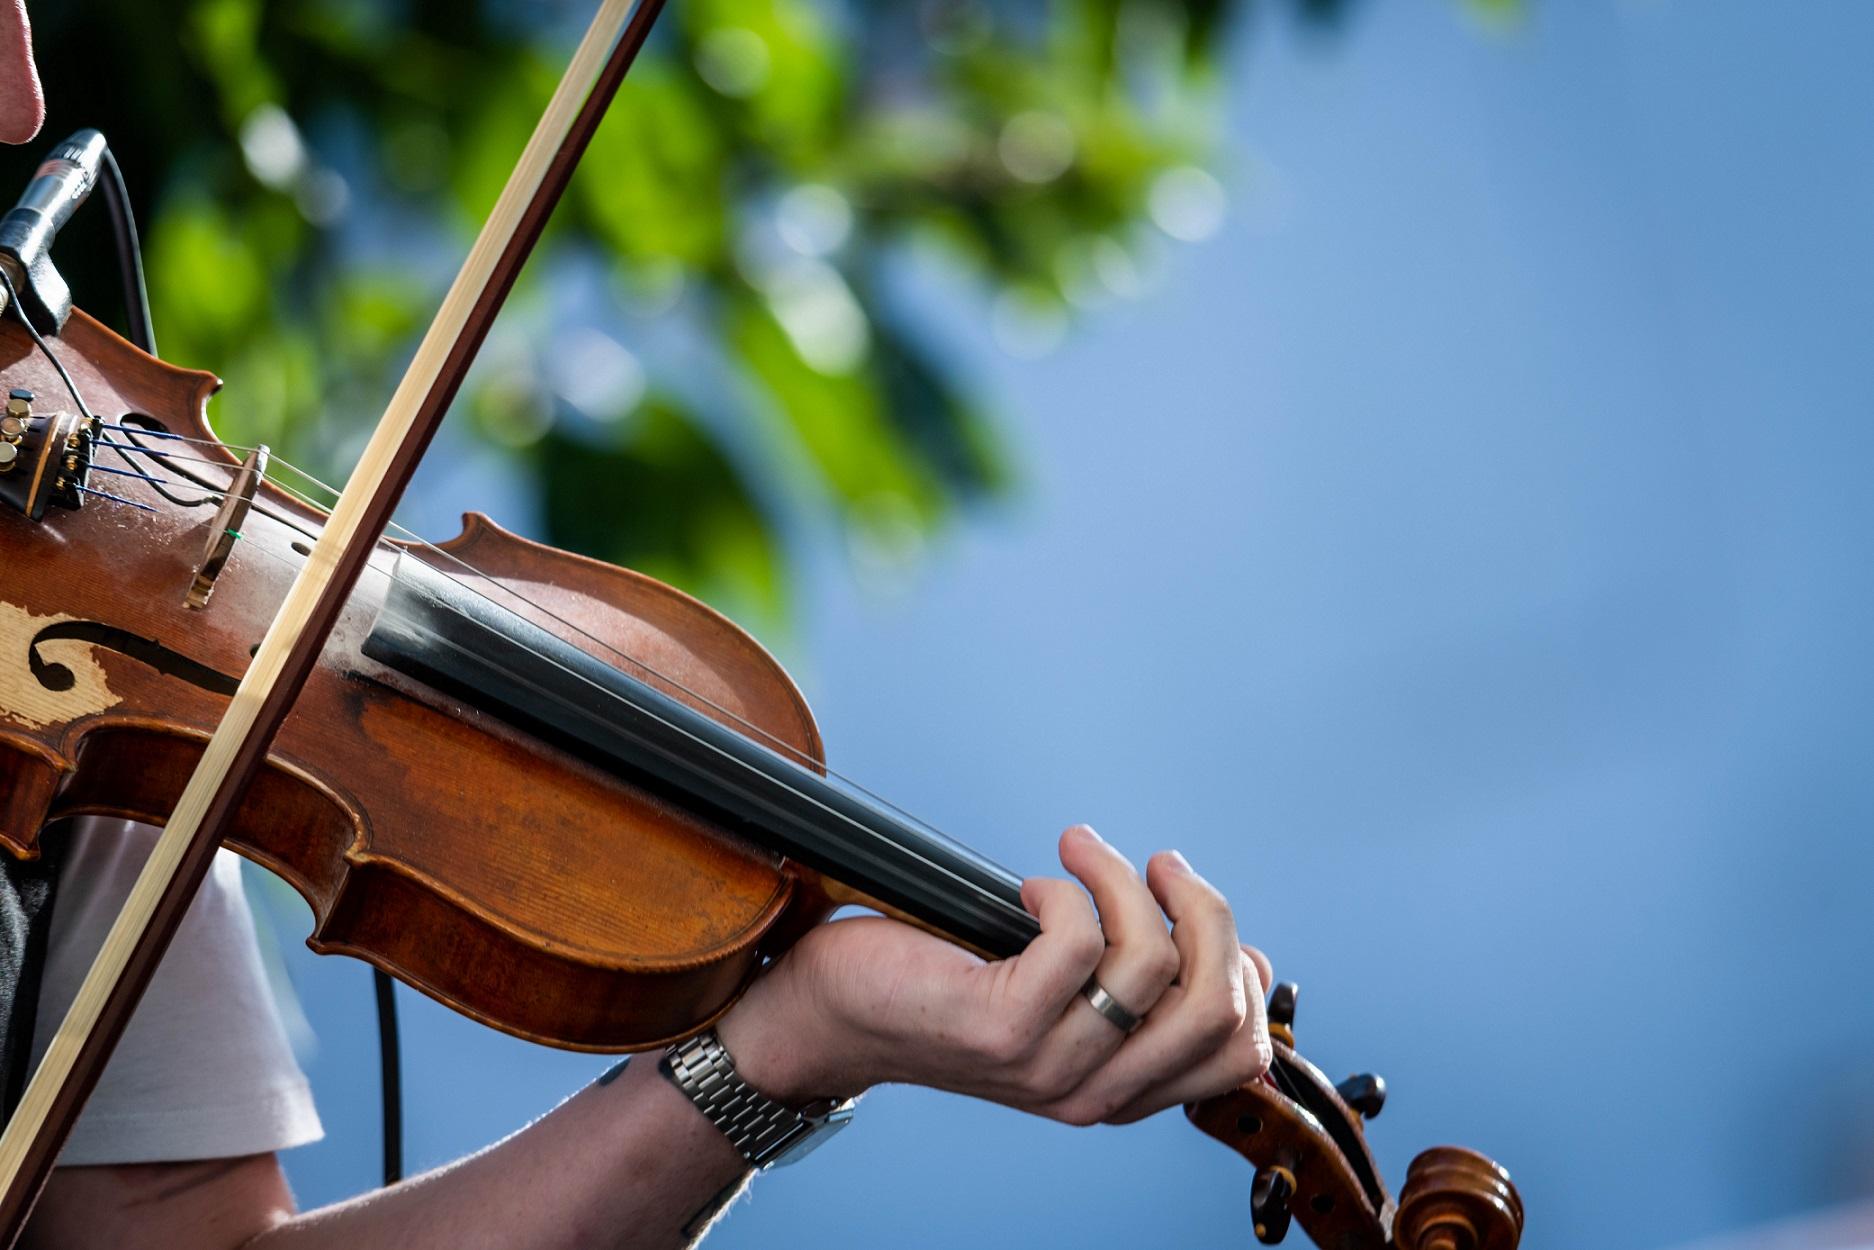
[13,0,1356,624]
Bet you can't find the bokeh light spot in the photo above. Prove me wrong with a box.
[696,27,771,98]
[777,184,854,257]
[998,111,1077,184]
[240,104,308,190]
[764,258,871,374]
[1149,166,1228,242]
[551,327,646,420]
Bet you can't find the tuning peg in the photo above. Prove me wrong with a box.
[1267,982,1298,1045]
[1335,1072,1386,1119]
[1251,1165,1295,1244]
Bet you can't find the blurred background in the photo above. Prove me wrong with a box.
[13,0,1874,1247]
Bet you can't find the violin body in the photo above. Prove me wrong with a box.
[0,309,841,1051]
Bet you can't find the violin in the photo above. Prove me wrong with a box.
[0,4,1522,1247]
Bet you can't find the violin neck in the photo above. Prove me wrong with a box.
[362,554,1040,960]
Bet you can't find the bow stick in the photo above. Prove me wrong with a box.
[0,0,668,1238]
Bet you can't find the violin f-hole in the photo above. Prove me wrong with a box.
[27,620,239,697]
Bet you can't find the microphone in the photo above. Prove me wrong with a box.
[0,128,108,333]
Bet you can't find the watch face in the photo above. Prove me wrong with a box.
[769,1103,855,1168]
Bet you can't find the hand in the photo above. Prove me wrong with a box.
[717,825,1273,1127]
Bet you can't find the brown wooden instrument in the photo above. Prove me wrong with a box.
[0,5,1523,1247]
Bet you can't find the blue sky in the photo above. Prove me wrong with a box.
[261,4,1874,1247]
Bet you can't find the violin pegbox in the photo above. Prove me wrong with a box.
[1185,982,1523,1250]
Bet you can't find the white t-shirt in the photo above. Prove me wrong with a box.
[26,819,324,1165]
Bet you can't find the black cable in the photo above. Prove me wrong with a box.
[97,147,155,356]
[373,969,404,1185]
[0,263,95,425]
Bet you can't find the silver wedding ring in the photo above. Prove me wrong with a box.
[1081,977,1142,1033]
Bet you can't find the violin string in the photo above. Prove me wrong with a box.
[93,434,323,538]
[6,288,1018,930]
[104,425,261,451]
[94,428,223,510]
[85,462,174,487]
[97,427,805,762]
[82,468,1022,929]
[90,420,990,866]
[73,484,156,513]
[357,581,1026,931]
[402,532,996,865]
[96,423,332,517]
[93,439,247,469]
[259,460,986,861]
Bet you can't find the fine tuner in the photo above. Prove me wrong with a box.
[0,388,98,518]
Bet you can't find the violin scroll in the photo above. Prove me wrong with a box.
[1186,981,1521,1250]
[1393,1147,1523,1250]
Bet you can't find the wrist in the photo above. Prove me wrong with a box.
[715,957,870,1106]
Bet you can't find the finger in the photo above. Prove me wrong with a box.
[1006,873,1106,1027]
[1056,825,1180,1029]
[1041,851,1248,1125]
[1015,827,1182,1095]
[1243,944,1273,998]
[0,6,44,146]
[1142,849,1244,1031]
[1104,950,1272,1123]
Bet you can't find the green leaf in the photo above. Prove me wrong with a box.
[577,60,730,268]
[727,283,939,525]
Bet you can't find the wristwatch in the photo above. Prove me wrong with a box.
[660,1029,855,1169]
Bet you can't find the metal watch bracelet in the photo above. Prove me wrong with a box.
[660,1029,854,1169]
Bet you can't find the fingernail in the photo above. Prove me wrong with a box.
[1168,850,1192,873]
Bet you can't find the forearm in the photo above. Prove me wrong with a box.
[30,983,823,1250]
[32,832,1261,1250]
[251,1057,749,1250]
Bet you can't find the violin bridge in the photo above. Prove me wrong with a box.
[186,444,269,610]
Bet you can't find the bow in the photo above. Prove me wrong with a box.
[0,0,669,1237]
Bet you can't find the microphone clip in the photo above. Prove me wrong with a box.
[0,246,72,336]
[0,129,108,335]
